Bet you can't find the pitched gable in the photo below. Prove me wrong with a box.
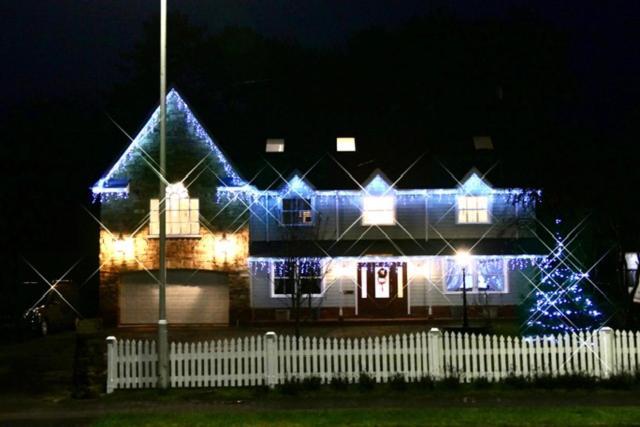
[92,89,245,201]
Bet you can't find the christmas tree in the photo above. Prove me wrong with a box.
[526,219,602,335]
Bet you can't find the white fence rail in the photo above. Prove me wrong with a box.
[106,327,640,393]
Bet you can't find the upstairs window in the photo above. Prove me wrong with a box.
[272,259,323,296]
[265,138,285,153]
[362,196,395,225]
[457,196,490,224]
[336,137,356,152]
[150,183,200,237]
[282,198,313,226]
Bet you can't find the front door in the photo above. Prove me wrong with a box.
[357,262,408,317]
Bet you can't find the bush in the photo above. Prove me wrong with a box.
[389,373,407,391]
[472,377,491,390]
[330,376,349,391]
[532,374,556,389]
[277,377,300,395]
[531,374,597,390]
[504,374,530,389]
[600,374,635,390]
[559,374,597,390]
[358,372,376,391]
[437,375,461,390]
[301,376,322,391]
[416,376,435,390]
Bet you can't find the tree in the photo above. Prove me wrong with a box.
[525,219,603,335]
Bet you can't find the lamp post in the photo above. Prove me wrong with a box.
[157,0,169,390]
[456,250,471,330]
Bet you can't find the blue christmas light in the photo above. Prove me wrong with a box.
[92,89,246,202]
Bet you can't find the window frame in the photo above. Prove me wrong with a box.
[361,195,396,226]
[149,190,200,238]
[270,259,325,298]
[442,258,508,294]
[280,197,315,227]
[456,195,492,225]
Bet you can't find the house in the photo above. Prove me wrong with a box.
[93,89,544,326]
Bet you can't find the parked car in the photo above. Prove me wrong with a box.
[22,281,79,335]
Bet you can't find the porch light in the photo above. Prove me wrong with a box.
[113,234,134,261]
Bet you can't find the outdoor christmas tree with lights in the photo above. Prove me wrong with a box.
[526,219,602,335]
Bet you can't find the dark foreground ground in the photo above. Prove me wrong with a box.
[1,328,639,426]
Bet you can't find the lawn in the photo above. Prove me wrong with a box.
[92,407,640,426]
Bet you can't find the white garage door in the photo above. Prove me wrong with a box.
[119,272,229,324]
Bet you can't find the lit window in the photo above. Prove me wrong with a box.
[457,196,490,224]
[281,198,313,226]
[265,138,285,153]
[150,183,199,237]
[362,196,395,225]
[473,136,494,150]
[336,137,356,152]
[477,258,505,292]
[444,259,473,292]
[273,260,323,296]
[443,258,506,293]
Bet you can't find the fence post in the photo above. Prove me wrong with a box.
[598,327,615,378]
[106,336,117,394]
[428,328,444,379]
[265,332,278,388]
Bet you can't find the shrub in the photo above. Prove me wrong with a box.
[532,374,556,389]
[437,375,461,390]
[330,376,349,391]
[277,377,300,395]
[600,374,635,390]
[301,376,322,391]
[416,376,435,390]
[504,374,530,389]
[472,377,491,390]
[389,373,407,391]
[358,372,376,391]
[560,374,597,390]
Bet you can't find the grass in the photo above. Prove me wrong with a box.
[91,407,640,426]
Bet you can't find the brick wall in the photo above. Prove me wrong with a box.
[99,227,249,326]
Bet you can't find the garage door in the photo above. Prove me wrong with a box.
[119,270,229,325]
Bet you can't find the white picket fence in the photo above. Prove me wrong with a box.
[106,327,640,393]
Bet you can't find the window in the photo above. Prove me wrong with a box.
[150,183,200,237]
[336,137,356,152]
[273,260,323,296]
[443,258,506,293]
[477,258,505,292]
[457,196,490,224]
[444,259,473,292]
[265,138,285,152]
[362,196,395,225]
[281,198,313,225]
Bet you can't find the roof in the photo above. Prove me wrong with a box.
[95,89,537,195]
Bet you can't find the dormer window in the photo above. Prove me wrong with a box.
[265,138,285,153]
[282,198,313,226]
[150,183,200,237]
[362,196,395,225]
[336,137,356,152]
[457,196,490,224]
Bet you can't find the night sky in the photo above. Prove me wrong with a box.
[3,1,640,316]
[4,0,640,122]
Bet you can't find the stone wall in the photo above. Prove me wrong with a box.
[99,227,249,326]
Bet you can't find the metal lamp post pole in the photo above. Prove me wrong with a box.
[157,0,169,390]
[462,266,468,330]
